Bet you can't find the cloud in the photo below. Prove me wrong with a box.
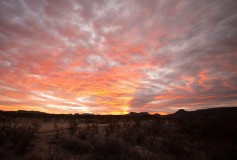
[0,0,237,114]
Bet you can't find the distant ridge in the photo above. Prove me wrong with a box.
[17,110,47,114]
[168,107,237,118]
[127,112,151,116]
[1,107,237,118]
[0,110,48,114]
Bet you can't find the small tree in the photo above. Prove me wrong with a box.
[68,118,77,135]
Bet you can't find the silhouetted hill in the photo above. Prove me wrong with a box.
[127,112,150,116]
[168,107,237,118]
[17,110,47,114]
[173,109,187,116]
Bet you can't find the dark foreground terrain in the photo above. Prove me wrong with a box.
[0,107,237,160]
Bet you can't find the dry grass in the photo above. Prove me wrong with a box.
[0,115,236,160]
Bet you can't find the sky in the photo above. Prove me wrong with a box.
[0,0,237,114]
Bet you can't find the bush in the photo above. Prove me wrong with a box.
[0,120,39,156]
[60,135,91,154]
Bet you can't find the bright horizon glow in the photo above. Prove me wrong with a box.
[0,0,237,114]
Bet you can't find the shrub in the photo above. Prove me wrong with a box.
[77,127,87,139]
[54,123,60,140]
[92,136,128,160]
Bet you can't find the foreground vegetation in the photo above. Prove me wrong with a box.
[0,111,236,160]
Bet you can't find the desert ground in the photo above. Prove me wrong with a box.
[0,109,237,160]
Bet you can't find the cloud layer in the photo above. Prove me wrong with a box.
[0,0,237,114]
